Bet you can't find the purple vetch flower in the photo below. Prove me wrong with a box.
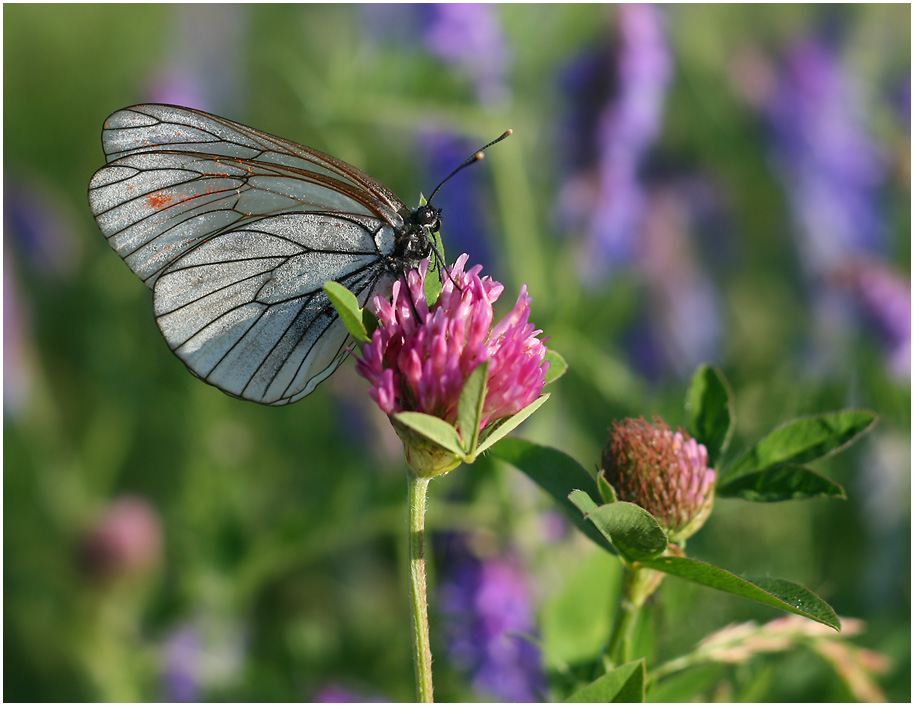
[833,260,911,379]
[437,535,545,702]
[161,617,248,702]
[5,173,81,280]
[356,255,548,475]
[162,626,202,703]
[147,5,247,113]
[556,4,672,281]
[4,253,33,416]
[422,3,511,106]
[765,38,887,273]
[637,182,723,377]
[602,417,716,545]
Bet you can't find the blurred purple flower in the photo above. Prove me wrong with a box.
[5,173,81,280]
[162,626,201,703]
[765,39,887,273]
[417,4,510,276]
[437,535,545,702]
[834,260,911,379]
[422,4,511,106]
[4,253,33,416]
[161,616,248,702]
[638,182,724,377]
[557,4,672,281]
[147,5,247,113]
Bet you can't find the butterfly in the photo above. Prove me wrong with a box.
[88,104,509,405]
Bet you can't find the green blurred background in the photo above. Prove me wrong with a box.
[4,4,910,702]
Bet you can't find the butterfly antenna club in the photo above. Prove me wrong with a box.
[426,129,513,206]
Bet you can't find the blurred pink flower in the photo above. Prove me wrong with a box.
[79,495,162,581]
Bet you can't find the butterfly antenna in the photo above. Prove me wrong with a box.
[426,129,513,206]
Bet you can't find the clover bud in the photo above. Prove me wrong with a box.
[602,417,716,544]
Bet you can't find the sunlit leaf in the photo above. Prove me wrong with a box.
[566,659,646,702]
[569,492,668,562]
[685,365,733,467]
[394,412,464,457]
[723,410,876,483]
[641,556,840,630]
[324,281,369,343]
[718,463,846,502]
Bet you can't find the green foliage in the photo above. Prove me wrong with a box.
[395,392,550,464]
[456,362,488,452]
[568,491,668,563]
[566,660,645,702]
[540,551,622,668]
[717,463,846,502]
[721,410,878,484]
[639,557,840,630]
[544,350,569,386]
[323,281,371,343]
[685,365,734,467]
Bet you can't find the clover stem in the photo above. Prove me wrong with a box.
[407,472,434,702]
[607,563,653,666]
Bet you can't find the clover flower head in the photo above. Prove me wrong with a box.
[356,255,548,475]
[602,417,716,544]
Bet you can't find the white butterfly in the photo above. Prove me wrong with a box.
[88,104,442,405]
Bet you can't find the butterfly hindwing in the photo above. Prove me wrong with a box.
[153,212,399,405]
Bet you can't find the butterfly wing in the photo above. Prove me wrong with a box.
[88,104,408,404]
[154,212,399,405]
[88,104,408,287]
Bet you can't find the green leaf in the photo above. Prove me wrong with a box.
[474,394,549,457]
[718,463,846,502]
[566,660,645,703]
[685,365,734,467]
[323,281,369,343]
[722,409,877,483]
[640,556,840,630]
[544,349,568,385]
[598,472,618,504]
[393,412,464,457]
[489,439,612,552]
[647,663,723,703]
[421,195,445,306]
[457,362,488,454]
[569,493,668,562]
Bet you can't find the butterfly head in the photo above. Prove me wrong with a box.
[412,203,442,234]
[396,204,440,262]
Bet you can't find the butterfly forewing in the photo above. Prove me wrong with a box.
[88,104,415,405]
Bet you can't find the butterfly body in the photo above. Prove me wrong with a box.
[89,104,437,405]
